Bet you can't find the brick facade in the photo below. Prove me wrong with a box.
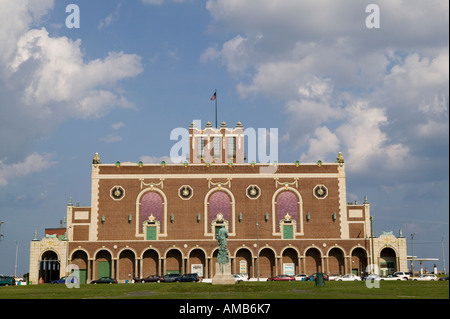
[29,122,407,283]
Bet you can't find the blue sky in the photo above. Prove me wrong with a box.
[0,0,448,276]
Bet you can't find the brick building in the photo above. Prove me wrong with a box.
[29,121,407,284]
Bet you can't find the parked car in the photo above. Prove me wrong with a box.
[267,274,296,281]
[309,273,329,281]
[336,274,361,281]
[380,275,406,281]
[135,275,164,283]
[179,273,200,282]
[328,274,342,281]
[294,274,308,281]
[90,277,117,284]
[233,274,248,282]
[439,276,449,281]
[163,273,181,282]
[51,276,78,284]
[392,271,410,280]
[0,276,15,286]
[413,274,438,281]
[363,274,381,281]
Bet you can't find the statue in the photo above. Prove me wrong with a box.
[212,225,235,285]
[217,226,229,265]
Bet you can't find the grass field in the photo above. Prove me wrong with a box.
[0,280,448,300]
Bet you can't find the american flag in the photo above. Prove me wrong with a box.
[210,92,216,101]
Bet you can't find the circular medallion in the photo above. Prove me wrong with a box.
[178,185,193,200]
[110,186,125,200]
[313,185,328,199]
[246,185,261,199]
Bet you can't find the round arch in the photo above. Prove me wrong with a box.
[164,248,183,275]
[327,247,345,275]
[188,248,207,278]
[351,247,368,276]
[136,187,168,238]
[259,247,276,278]
[379,247,398,276]
[141,248,160,277]
[304,246,322,275]
[281,247,299,275]
[70,249,89,284]
[271,187,304,236]
[234,247,253,276]
[39,250,61,283]
[118,249,136,282]
[69,247,90,260]
[204,187,236,237]
[94,249,113,280]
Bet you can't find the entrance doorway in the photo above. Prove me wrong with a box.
[39,251,60,283]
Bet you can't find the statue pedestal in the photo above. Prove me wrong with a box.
[212,262,235,285]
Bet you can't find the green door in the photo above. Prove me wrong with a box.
[146,226,157,240]
[98,261,111,278]
[283,225,293,239]
[78,269,87,284]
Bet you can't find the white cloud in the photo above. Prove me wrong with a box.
[0,153,56,186]
[0,0,143,163]
[300,126,340,163]
[203,0,448,178]
[112,122,126,130]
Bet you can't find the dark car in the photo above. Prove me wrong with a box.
[90,277,117,284]
[439,276,449,281]
[179,273,199,282]
[51,276,77,284]
[135,275,164,283]
[309,273,329,281]
[163,273,181,282]
[267,274,296,281]
[0,276,15,286]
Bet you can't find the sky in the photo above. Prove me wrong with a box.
[0,0,448,277]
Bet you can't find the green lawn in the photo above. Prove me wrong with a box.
[0,280,448,299]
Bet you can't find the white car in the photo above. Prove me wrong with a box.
[336,274,361,281]
[328,274,342,281]
[392,271,411,280]
[233,274,249,282]
[295,274,308,281]
[364,274,381,281]
[380,275,407,281]
[413,274,438,281]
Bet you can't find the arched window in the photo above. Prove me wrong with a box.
[204,188,235,238]
[272,188,304,238]
[209,191,230,238]
[138,190,167,239]
[140,192,163,231]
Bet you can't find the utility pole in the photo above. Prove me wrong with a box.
[370,216,375,273]
[442,236,447,275]
[14,241,19,278]
[411,232,416,277]
[0,221,4,241]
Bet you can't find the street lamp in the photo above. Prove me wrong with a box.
[256,222,260,282]
[14,241,19,278]
[411,232,416,277]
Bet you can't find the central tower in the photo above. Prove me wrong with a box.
[189,121,245,164]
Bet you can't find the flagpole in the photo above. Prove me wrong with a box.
[215,89,218,129]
